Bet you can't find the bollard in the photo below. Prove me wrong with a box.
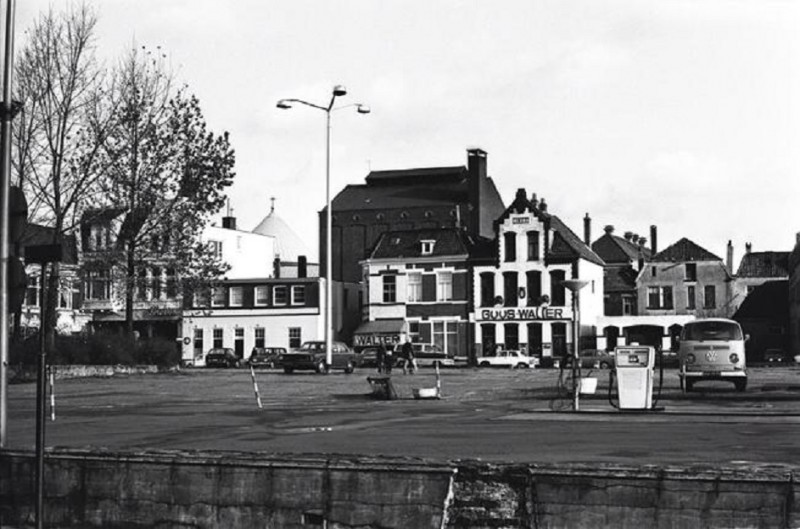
[250,365,263,409]
[49,367,55,421]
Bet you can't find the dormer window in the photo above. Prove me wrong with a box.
[421,240,435,255]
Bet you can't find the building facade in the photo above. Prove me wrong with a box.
[358,228,473,356]
[789,233,800,356]
[471,189,605,359]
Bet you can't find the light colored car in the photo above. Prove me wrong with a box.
[477,349,538,369]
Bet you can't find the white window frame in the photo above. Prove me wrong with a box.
[273,285,288,306]
[420,240,435,255]
[255,286,269,306]
[292,285,306,305]
[407,273,422,302]
[211,287,226,307]
[437,271,453,301]
[229,286,243,307]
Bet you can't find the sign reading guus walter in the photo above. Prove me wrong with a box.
[477,307,572,322]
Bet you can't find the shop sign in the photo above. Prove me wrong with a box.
[477,307,571,321]
[353,334,402,347]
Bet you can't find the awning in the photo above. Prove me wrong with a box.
[353,319,409,348]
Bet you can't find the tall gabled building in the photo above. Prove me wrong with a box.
[322,147,506,343]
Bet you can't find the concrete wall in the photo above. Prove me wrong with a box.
[2,449,798,528]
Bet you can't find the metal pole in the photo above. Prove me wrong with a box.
[325,109,332,368]
[572,289,580,411]
[0,0,17,449]
[35,263,47,529]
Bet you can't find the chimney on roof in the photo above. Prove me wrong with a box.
[632,234,640,244]
[222,200,236,230]
[638,237,647,247]
[467,148,487,238]
[273,257,281,279]
[624,231,633,241]
[539,197,547,212]
[727,240,734,275]
[531,193,538,209]
[745,242,752,254]
[583,213,591,245]
[298,255,307,278]
[604,225,614,235]
[650,225,658,255]
[797,232,800,246]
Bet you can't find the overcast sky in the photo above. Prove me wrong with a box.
[16,1,800,262]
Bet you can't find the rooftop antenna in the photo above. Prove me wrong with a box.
[270,196,275,214]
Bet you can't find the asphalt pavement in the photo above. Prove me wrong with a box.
[6,365,800,465]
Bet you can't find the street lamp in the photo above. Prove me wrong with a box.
[276,86,370,368]
[562,279,589,411]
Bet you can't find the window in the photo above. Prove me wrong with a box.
[527,231,540,261]
[58,279,77,309]
[292,285,306,305]
[687,285,696,310]
[25,275,40,307]
[480,272,494,307]
[420,240,435,255]
[526,271,541,306]
[136,268,148,301]
[165,268,177,298]
[193,328,204,357]
[647,286,674,309]
[229,286,243,307]
[503,272,518,307]
[254,328,265,348]
[433,320,458,356]
[651,266,657,277]
[255,286,269,306]
[408,273,422,302]
[193,288,210,308]
[504,323,519,349]
[685,263,697,282]
[151,267,162,300]
[213,328,223,348]
[503,232,516,262]
[211,287,226,307]
[209,240,223,260]
[86,269,111,300]
[437,272,453,301]
[273,285,288,305]
[550,270,566,307]
[704,285,716,309]
[289,327,302,348]
[527,322,543,356]
[622,296,634,316]
[383,275,397,303]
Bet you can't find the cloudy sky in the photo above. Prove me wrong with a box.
[16,1,800,262]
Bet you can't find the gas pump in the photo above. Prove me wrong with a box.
[612,345,657,410]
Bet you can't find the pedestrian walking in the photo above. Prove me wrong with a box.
[376,344,386,374]
[401,340,417,374]
[384,346,394,374]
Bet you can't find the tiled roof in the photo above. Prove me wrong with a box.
[369,228,473,260]
[548,216,605,267]
[651,237,721,262]
[332,182,469,211]
[592,233,651,264]
[364,166,466,185]
[733,280,788,320]
[736,252,790,278]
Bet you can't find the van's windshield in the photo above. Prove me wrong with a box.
[682,321,743,341]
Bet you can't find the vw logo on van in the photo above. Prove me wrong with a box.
[705,350,717,362]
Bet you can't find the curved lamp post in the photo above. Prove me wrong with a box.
[562,279,589,411]
[277,86,370,367]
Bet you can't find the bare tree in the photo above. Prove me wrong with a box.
[96,46,234,336]
[13,3,110,345]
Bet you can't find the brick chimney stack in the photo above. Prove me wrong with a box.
[650,225,658,255]
[726,240,734,274]
[467,148,487,237]
[583,213,591,245]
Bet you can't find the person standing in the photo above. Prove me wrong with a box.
[376,344,386,374]
[383,345,394,374]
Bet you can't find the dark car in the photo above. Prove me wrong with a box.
[765,349,789,366]
[248,347,286,368]
[281,341,357,374]
[204,348,240,368]
[564,349,615,369]
[356,347,381,368]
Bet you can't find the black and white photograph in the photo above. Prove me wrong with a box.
[1,1,799,527]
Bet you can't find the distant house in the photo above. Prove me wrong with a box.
[732,246,790,312]
[637,237,735,318]
[591,223,655,316]
[733,280,789,363]
[359,228,476,356]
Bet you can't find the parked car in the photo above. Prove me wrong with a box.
[656,350,679,368]
[204,348,240,368]
[764,349,790,366]
[563,349,615,369]
[356,347,381,368]
[281,341,357,374]
[409,344,454,368]
[477,349,538,369]
[248,347,286,368]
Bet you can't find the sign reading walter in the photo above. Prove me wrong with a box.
[477,307,572,322]
[353,334,402,347]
